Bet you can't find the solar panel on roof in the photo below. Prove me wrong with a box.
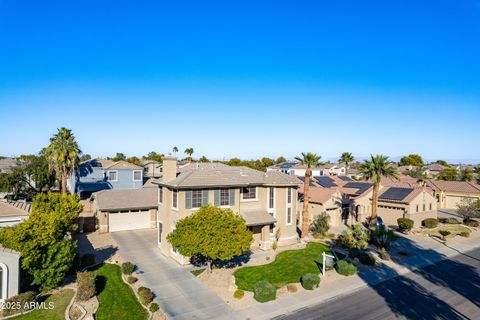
[314,176,337,188]
[338,176,353,182]
[343,182,372,194]
[379,187,414,201]
[297,176,316,187]
[279,162,296,169]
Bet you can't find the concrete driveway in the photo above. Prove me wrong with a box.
[111,229,234,320]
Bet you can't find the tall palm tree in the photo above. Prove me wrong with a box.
[339,152,355,176]
[172,146,179,156]
[295,152,322,238]
[44,127,81,194]
[358,155,398,225]
[184,148,194,161]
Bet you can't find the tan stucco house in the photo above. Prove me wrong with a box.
[425,180,480,209]
[154,157,302,264]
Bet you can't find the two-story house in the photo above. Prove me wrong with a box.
[154,157,302,264]
[69,158,144,199]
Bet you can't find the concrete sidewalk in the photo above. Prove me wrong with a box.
[238,230,480,320]
[111,229,234,320]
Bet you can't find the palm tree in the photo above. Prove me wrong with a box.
[44,127,81,194]
[295,152,322,238]
[339,152,355,176]
[172,146,179,156]
[184,148,194,161]
[358,155,398,225]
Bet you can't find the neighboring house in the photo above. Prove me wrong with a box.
[0,200,30,227]
[0,246,20,301]
[94,188,158,233]
[268,162,346,177]
[69,158,144,199]
[142,160,163,178]
[423,164,447,177]
[155,157,302,264]
[318,163,346,176]
[0,158,19,174]
[301,188,345,227]
[425,180,480,209]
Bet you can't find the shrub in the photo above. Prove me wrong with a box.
[233,289,244,299]
[439,217,460,224]
[121,262,134,275]
[357,240,369,250]
[460,230,470,237]
[349,247,362,259]
[335,260,357,276]
[76,271,96,301]
[379,248,391,261]
[337,232,357,249]
[310,212,330,236]
[300,273,320,290]
[397,218,414,232]
[127,276,138,284]
[287,283,298,293]
[350,224,369,242]
[439,230,451,240]
[2,291,36,316]
[359,252,376,266]
[422,218,438,229]
[149,302,159,313]
[373,226,395,249]
[464,220,479,227]
[253,281,276,303]
[137,287,154,306]
[81,253,95,269]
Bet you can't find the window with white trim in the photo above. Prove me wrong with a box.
[107,171,118,181]
[220,189,230,206]
[133,170,142,181]
[268,187,274,209]
[241,187,256,200]
[192,190,203,208]
[287,188,292,204]
[172,190,178,209]
[287,207,292,225]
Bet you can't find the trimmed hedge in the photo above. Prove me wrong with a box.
[335,260,357,276]
[439,217,460,224]
[77,271,96,301]
[121,262,135,275]
[233,289,244,299]
[149,302,159,313]
[253,281,276,303]
[301,273,320,290]
[397,218,414,232]
[127,276,138,284]
[137,287,154,306]
[359,252,376,266]
[422,218,438,229]
[460,231,470,237]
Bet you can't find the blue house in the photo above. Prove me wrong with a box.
[69,159,144,199]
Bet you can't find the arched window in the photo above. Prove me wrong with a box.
[0,262,7,301]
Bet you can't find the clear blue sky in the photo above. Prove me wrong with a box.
[1,0,479,162]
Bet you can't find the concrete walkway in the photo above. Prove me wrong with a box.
[111,229,234,320]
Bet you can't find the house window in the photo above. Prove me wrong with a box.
[423,204,426,212]
[192,190,203,208]
[241,187,256,200]
[287,207,292,225]
[107,171,118,181]
[172,190,178,209]
[416,204,419,213]
[220,189,230,206]
[287,188,292,204]
[429,203,432,211]
[269,187,275,209]
[133,170,142,181]
[158,187,163,204]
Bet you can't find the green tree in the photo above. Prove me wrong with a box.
[433,160,449,166]
[126,156,142,166]
[295,152,322,238]
[43,127,82,194]
[261,157,275,168]
[143,151,164,163]
[184,148,194,161]
[167,205,252,272]
[0,193,82,291]
[399,154,424,166]
[359,155,398,225]
[276,156,287,164]
[172,146,179,155]
[112,152,126,162]
[339,152,355,176]
[437,168,458,181]
[199,156,210,163]
[79,154,92,162]
[459,169,474,182]
[310,212,330,236]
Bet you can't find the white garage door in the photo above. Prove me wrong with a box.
[109,210,151,232]
[445,196,466,209]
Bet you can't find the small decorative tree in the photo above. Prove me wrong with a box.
[310,212,330,237]
[167,205,253,272]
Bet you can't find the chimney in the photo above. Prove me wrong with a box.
[162,156,177,182]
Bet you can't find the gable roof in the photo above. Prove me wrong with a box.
[105,160,143,170]
[426,180,480,194]
[93,188,157,211]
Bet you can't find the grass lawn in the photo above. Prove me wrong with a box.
[424,225,471,239]
[14,289,74,320]
[91,263,147,320]
[234,242,332,291]
[191,268,206,277]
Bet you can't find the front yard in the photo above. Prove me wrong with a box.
[422,225,471,239]
[14,289,74,320]
[234,242,332,291]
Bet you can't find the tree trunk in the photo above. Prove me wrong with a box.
[345,162,349,176]
[206,260,212,273]
[61,166,67,194]
[301,167,311,238]
[370,184,379,225]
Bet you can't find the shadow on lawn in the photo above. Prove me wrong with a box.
[355,234,479,319]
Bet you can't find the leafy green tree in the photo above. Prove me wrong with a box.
[310,212,330,236]
[0,193,82,291]
[184,148,194,161]
[79,154,92,162]
[44,127,82,194]
[167,205,253,272]
[276,156,287,164]
[261,157,275,168]
[399,154,424,166]
[112,152,126,162]
[126,156,142,166]
[339,152,355,176]
[199,156,210,163]
[172,146,178,155]
[436,168,458,181]
[433,160,449,166]
[359,155,398,225]
[143,151,164,163]
[459,169,474,182]
[295,152,322,238]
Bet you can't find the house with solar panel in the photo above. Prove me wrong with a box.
[267,162,347,177]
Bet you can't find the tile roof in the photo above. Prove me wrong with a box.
[0,200,30,217]
[426,180,480,194]
[240,210,276,226]
[105,160,143,170]
[305,188,339,204]
[93,188,158,211]
[377,187,424,204]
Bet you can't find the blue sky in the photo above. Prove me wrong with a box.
[1,0,479,162]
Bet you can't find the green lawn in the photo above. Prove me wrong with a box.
[234,242,332,291]
[92,263,147,320]
[14,289,74,320]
